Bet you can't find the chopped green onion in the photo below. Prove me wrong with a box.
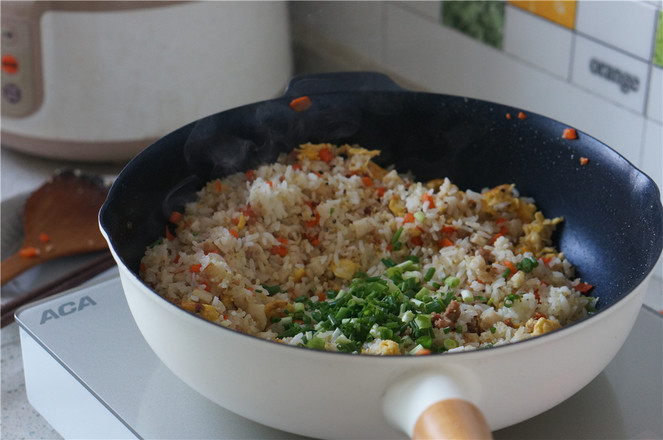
[424,267,435,281]
[262,284,281,296]
[415,287,431,301]
[401,310,415,323]
[306,336,326,350]
[414,314,432,329]
[443,339,459,350]
[460,289,474,302]
[516,256,539,273]
[392,227,404,244]
[504,294,520,308]
[501,268,511,279]
[416,334,433,349]
[490,326,496,334]
[379,326,394,340]
[381,258,396,268]
[414,211,426,223]
[444,276,460,288]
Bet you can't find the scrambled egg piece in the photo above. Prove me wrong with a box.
[525,317,562,335]
[481,184,536,223]
[362,339,400,355]
[331,258,359,280]
[180,301,220,322]
[297,143,387,179]
[264,299,294,320]
[389,196,407,217]
[296,142,332,161]
[516,211,563,256]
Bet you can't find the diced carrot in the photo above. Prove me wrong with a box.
[266,180,273,188]
[289,96,312,112]
[441,225,456,234]
[169,211,183,224]
[574,282,594,293]
[410,236,423,247]
[562,128,578,140]
[579,157,589,165]
[318,147,334,163]
[229,228,239,238]
[415,349,432,356]
[403,212,415,224]
[506,113,512,120]
[533,290,541,303]
[292,163,302,171]
[38,232,50,243]
[165,227,175,241]
[201,282,211,291]
[422,193,435,209]
[317,291,327,301]
[214,180,223,193]
[542,256,553,266]
[241,204,256,218]
[490,225,509,245]
[518,111,527,119]
[139,262,146,272]
[173,254,180,264]
[503,260,517,276]
[439,238,454,247]
[306,210,320,228]
[190,264,203,273]
[306,233,320,246]
[19,246,39,258]
[376,187,386,197]
[245,169,256,181]
[269,245,288,257]
[277,237,289,244]
[361,176,374,187]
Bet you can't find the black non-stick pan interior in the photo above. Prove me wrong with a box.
[101,73,663,315]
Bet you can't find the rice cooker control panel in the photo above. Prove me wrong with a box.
[1,16,42,118]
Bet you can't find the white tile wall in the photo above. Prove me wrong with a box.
[290,1,663,286]
[648,65,663,122]
[504,5,573,80]
[571,34,650,113]
[289,1,384,62]
[575,0,659,61]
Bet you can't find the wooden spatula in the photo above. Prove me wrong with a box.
[1,170,110,285]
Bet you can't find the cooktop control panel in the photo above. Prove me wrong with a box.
[1,16,42,118]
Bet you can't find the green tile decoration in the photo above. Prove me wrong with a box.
[441,0,506,49]
[655,10,663,67]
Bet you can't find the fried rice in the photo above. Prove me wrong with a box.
[139,143,597,355]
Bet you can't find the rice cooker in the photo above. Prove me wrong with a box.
[0,1,293,162]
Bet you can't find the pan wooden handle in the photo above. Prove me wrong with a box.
[413,398,493,440]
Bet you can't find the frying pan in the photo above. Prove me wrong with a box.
[99,72,663,439]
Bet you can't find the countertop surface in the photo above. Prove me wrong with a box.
[2,146,662,440]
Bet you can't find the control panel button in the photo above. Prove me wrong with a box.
[3,82,21,103]
[2,54,19,74]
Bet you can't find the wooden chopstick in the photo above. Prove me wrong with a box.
[1,251,116,328]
